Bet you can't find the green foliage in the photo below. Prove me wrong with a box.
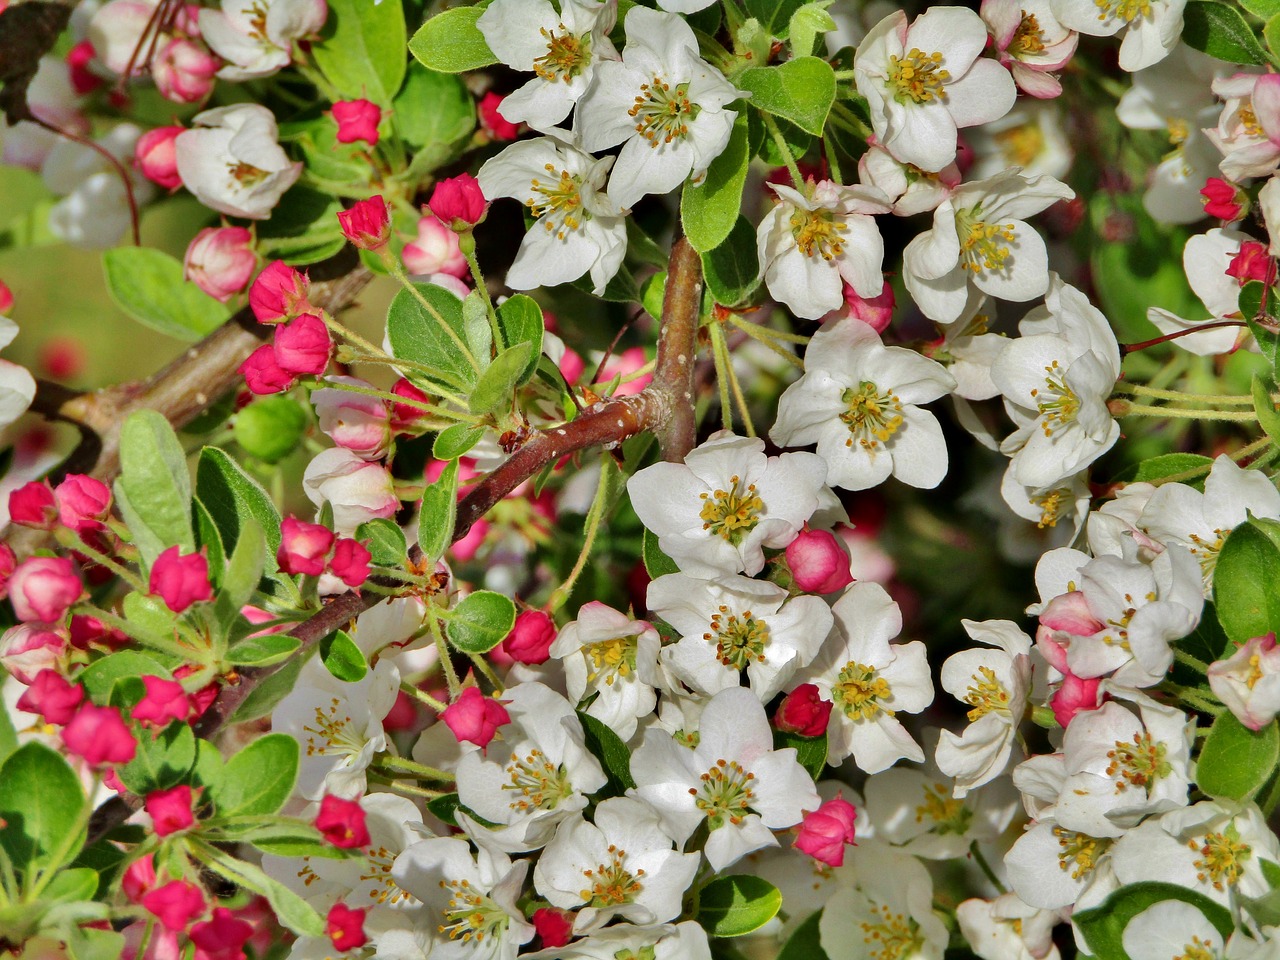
[1196,713,1279,801]
[1213,518,1280,645]
[1253,374,1280,446]
[397,65,477,174]
[1243,0,1280,18]
[227,633,301,667]
[579,711,636,795]
[256,186,346,265]
[101,248,228,342]
[697,875,783,937]
[682,118,751,254]
[738,57,837,136]
[320,630,368,682]
[118,722,195,795]
[78,650,171,704]
[469,341,533,415]
[233,397,308,464]
[419,458,459,565]
[196,446,284,563]
[778,910,829,960]
[212,734,300,818]
[642,528,680,579]
[229,652,305,724]
[313,0,407,104]
[358,518,409,567]
[743,0,810,36]
[433,424,485,461]
[702,217,763,307]
[497,294,545,384]
[789,3,837,56]
[1074,882,1234,959]
[1112,453,1213,486]
[409,7,498,72]
[1182,0,1270,64]
[1266,11,1280,55]
[773,729,828,779]
[0,743,87,888]
[447,590,517,653]
[386,283,479,392]
[117,410,195,569]
[197,842,325,937]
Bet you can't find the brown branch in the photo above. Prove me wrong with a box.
[650,236,702,463]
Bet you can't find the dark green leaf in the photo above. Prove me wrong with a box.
[228,652,305,724]
[118,721,195,795]
[313,0,407,104]
[408,6,498,72]
[1112,453,1214,486]
[0,743,87,882]
[257,186,345,266]
[773,729,827,779]
[702,217,762,308]
[469,341,532,415]
[697,875,782,937]
[395,64,476,155]
[743,0,809,35]
[578,711,636,795]
[357,518,408,567]
[1213,519,1280,645]
[778,910,829,960]
[102,247,228,342]
[433,424,485,461]
[642,528,680,579]
[227,633,301,667]
[738,58,836,136]
[196,446,283,566]
[419,458,459,566]
[386,283,478,392]
[1183,0,1269,64]
[447,590,516,654]
[1074,882,1234,959]
[1253,374,1280,446]
[198,843,324,937]
[78,651,171,704]
[320,629,368,682]
[118,410,194,568]
[212,734,300,818]
[682,118,750,253]
[1197,713,1279,801]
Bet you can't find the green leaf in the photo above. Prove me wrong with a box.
[0,743,87,883]
[229,652,305,725]
[778,910,829,960]
[682,118,750,254]
[118,410,194,567]
[78,651,171,704]
[642,528,680,579]
[396,63,476,170]
[357,518,408,567]
[1074,882,1234,959]
[256,186,345,266]
[196,446,283,563]
[320,629,368,682]
[118,722,195,795]
[578,711,636,795]
[313,0,407,104]
[463,291,493,364]
[433,424,485,461]
[702,216,762,308]
[743,0,809,35]
[386,283,478,392]
[1196,712,1279,801]
[773,729,827,779]
[697,875,782,937]
[419,459,459,566]
[233,397,308,464]
[0,681,17,765]
[447,590,517,654]
[1112,453,1214,487]
[193,499,227,589]
[789,2,837,56]
[426,792,465,828]
[42,866,98,903]
[409,7,498,72]
[198,843,324,937]
[738,57,836,136]
[497,294,544,384]
[1266,11,1280,55]
[469,341,533,415]
[227,633,301,667]
[1182,0,1269,64]
[213,734,300,818]
[192,739,225,793]
[1253,374,1280,446]
[217,520,266,623]
[102,247,228,342]
[1213,519,1280,645]
[1244,0,1280,18]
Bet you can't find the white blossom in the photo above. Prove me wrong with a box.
[1051,0,1185,71]
[174,104,302,219]
[200,0,327,81]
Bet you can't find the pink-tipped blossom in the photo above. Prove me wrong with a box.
[142,880,207,931]
[273,314,331,376]
[70,613,128,651]
[302,449,399,533]
[1208,632,1280,731]
[1227,240,1277,286]
[55,474,112,533]
[478,91,520,141]
[498,609,557,665]
[249,261,311,324]
[132,675,192,727]
[337,196,391,252]
[427,173,487,229]
[315,794,370,849]
[16,669,83,724]
[332,99,381,145]
[150,546,213,613]
[153,37,218,104]
[774,683,833,737]
[239,344,297,395]
[793,794,857,866]
[328,538,371,588]
[402,213,467,278]
[785,528,854,594]
[277,516,335,576]
[312,377,391,460]
[190,907,254,960]
[843,280,895,333]
[9,556,82,623]
[185,227,256,303]
[531,907,574,949]
[146,785,196,836]
[0,624,68,684]
[440,686,510,748]
[10,480,58,529]
[62,703,137,766]
[594,346,651,397]
[325,903,368,952]
[0,279,12,313]
[135,126,185,191]
[0,544,13,600]
[1049,671,1102,728]
[389,378,432,432]
[1202,178,1247,222]
[122,855,157,904]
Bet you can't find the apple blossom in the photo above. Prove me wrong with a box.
[278,516,335,575]
[1052,0,1185,71]
[1208,633,1280,731]
[310,377,391,460]
[200,0,327,80]
[1202,177,1247,221]
[302,448,398,535]
[132,675,191,726]
[249,261,311,324]
[272,313,331,375]
[153,37,219,104]
[402,213,467,278]
[146,785,196,836]
[62,703,137,766]
[135,126,184,190]
[0,625,66,684]
[956,893,1062,960]
[499,609,557,665]
[174,105,302,220]
[328,538,370,589]
[15,669,82,725]
[793,795,857,867]
[149,546,213,613]
[428,173,488,229]
[981,0,1077,99]
[9,556,82,623]
[325,903,368,952]
[184,227,256,303]
[479,92,521,141]
[239,345,295,395]
[142,880,208,931]
[9,480,57,529]
[1207,73,1280,181]
[1147,228,1255,356]
[337,196,391,252]
[331,99,381,146]
[774,683,833,737]
[315,794,371,849]
[858,140,962,217]
[441,686,511,748]
[190,908,255,960]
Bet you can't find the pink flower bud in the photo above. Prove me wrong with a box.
[185,227,256,303]
[1202,177,1247,222]
[142,880,207,931]
[331,99,382,145]
[774,683,833,737]
[153,36,218,104]
[278,516,335,576]
[66,40,104,95]
[132,674,191,726]
[16,669,82,724]
[441,686,510,748]
[302,450,399,531]
[390,378,432,433]
[273,314,331,376]
[478,91,520,141]
[843,280,895,333]
[1227,240,1277,286]
[1049,671,1102,728]
[312,377,391,459]
[135,126,185,191]
[532,907,574,949]
[249,261,311,324]
[0,544,14,599]
[122,855,157,904]
[174,664,219,720]
[428,173,487,229]
[559,347,586,385]
[326,903,368,952]
[329,538,371,588]
[146,785,195,836]
[150,546,212,613]
[315,794,370,849]
[10,480,58,529]
[785,528,853,594]
[190,907,254,960]
[55,474,112,533]
[0,279,12,313]
[69,613,127,651]
[402,213,467,278]
[239,344,297,395]
[62,703,137,766]
[338,196,391,252]
[499,609,556,665]
[794,795,857,866]
[0,624,67,684]
[9,556,82,623]
[1038,590,1103,636]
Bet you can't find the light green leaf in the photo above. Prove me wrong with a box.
[229,653,305,724]
[409,7,499,73]
[432,424,485,461]
[386,283,478,392]
[789,2,837,56]
[744,0,810,35]
[1197,713,1279,802]
[320,630,368,683]
[313,0,407,104]
[419,458,459,566]
[118,722,195,795]
[226,633,301,667]
[256,186,346,266]
[198,843,325,937]
[396,64,477,156]
[497,294,544,383]
[212,734,300,818]
[1183,0,1269,64]
[233,397,308,464]
[702,216,763,308]
[357,518,408,567]
[78,650,171,704]
[1266,11,1280,55]
[118,410,194,568]
[697,875,782,937]
[1244,0,1280,18]
[738,57,836,136]
[102,247,228,342]
[1253,374,1280,446]
[682,118,750,254]
[196,446,283,564]
[469,341,533,415]
[447,590,516,654]
[1213,519,1280,645]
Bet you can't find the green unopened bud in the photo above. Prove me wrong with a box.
[234,396,308,463]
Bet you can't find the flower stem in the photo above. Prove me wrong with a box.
[729,316,805,369]
[1115,402,1259,423]
[467,652,505,693]
[400,681,447,712]
[375,754,456,782]
[1111,382,1254,405]
[763,114,806,192]
[712,322,755,437]
[321,378,479,423]
[461,242,504,356]
[57,530,147,593]
[427,606,461,699]
[1173,647,1211,674]
[969,841,1006,895]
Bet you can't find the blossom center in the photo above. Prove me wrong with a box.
[1187,529,1226,580]
[704,606,770,669]
[437,878,509,944]
[302,698,363,757]
[527,163,585,239]
[1190,828,1251,891]
[1030,487,1070,528]
[840,382,904,452]
[963,665,1011,721]
[360,845,416,907]
[628,76,697,146]
[533,25,591,82]
[1176,938,1218,960]
[1239,101,1263,137]
[1053,828,1110,879]
[585,636,637,685]
[579,845,645,907]
[993,124,1046,168]
[832,660,893,721]
[1029,360,1079,436]
[699,475,763,544]
[691,758,757,829]
[1008,12,1047,55]
[504,749,574,812]
[887,48,950,104]
[956,208,1017,273]
[1094,0,1151,22]
[227,160,269,188]
[915,782,973,835]
[789,208,848,260]
[859,903,925,960]
[1105,731,1169,792]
